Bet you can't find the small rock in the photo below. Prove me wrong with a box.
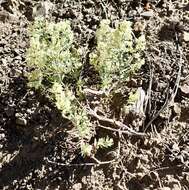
[14,55,22,60]
[136,172,144,179]
[72,183,82,190]
[172,143,180,152]
[0,133,5,140]
[128,10,137,17]
[172,184,181,190]
[140,154,148,164]
[173,103,181,115]
[159,188,171,190]
[134,21,146,32]
[16,117,27,126]
[180,84,189,95]
[33,0,54,18]
[141,10,154,18]
[182,31,189,42]
[144,2,151,11]
[15,113,27,126]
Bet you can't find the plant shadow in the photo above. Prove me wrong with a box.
[0,77,93,189]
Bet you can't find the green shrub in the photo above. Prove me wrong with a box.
[50,82,90,137]
[27,17,90,137]
[27,17,81,89]
[90,20,145,89]
[27,18,145,158]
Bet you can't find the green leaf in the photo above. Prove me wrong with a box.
[97,137,113,149]
[90,20,145,89]
[81,143,92,157]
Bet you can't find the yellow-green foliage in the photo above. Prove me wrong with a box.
[27,18,90,137]
[50,83,90,137]
[80,143,93,157]
[96,137,113,149]
[90,20,145,89]
[27,17,81,89]
[81,137,113,157]
[127,90,140,105]
[27,18,146,157]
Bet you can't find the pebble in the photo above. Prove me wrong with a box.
[15,113,27,126]
[134,21,146,32]
[141,10,154,18]
[182,31,189,42]
[16,117,27,126]
[180,84,189,95]
[128,10,137,17]
[173,103,181,116]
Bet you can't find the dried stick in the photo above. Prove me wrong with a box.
[144,59,153,115]
[87,107,146,137]
[144,32,183,132]
[83,88,106,96]
[45,156,115,167]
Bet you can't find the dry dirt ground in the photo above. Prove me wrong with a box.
[0,0,189,189]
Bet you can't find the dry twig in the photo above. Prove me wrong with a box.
[45,156,115,167]
[83,88,106,96]
[144,31,183,132]
[87,107,146,137]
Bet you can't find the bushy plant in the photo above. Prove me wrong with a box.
[90,20,145,89]
[27,18,146,159]
[27,17,90,137]
[50,82,90,137]
[27,17,81,89]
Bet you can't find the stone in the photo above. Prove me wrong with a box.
[182,31,189,42]
[173,103,181,116]
[16,117,27,126]
[180,84,189,95]
[141,10,154,18]
[15,113,27,126]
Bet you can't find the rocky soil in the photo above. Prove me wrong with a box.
[0,0,189,189]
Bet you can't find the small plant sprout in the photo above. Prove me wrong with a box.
[81,137,113,158]
[96,137,114,149]
[81,143,93,157]
[127,90,140,105]
[27,17,145,161]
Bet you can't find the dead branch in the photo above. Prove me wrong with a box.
[144,31,183,132]
[87,107,146,137]
[45,156,115,167]
[83,88,106,96]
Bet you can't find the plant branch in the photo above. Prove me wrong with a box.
[45,156,115,167]
[87,107,146,137]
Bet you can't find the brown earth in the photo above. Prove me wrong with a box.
[0,0,189,189]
